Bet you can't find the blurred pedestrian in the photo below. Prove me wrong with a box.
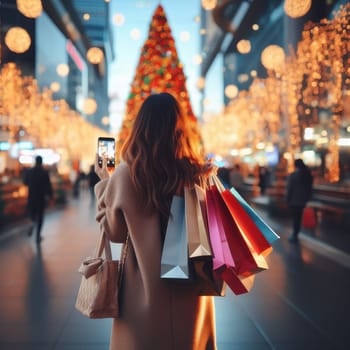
[229,164,244,191]
[87,164,100,201]
[258,166,270,195]
[73,169,86,198]
[94,92,216,350]
[24,155,53,243]
[286,158,313,243]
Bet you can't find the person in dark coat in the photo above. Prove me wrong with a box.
[286,158,313,243]
[87,164,100,201]
[258,166,270,195]
[24,155,53,243]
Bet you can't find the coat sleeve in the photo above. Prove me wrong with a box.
[94,168,128,243]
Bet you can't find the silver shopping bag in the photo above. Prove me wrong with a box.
[161,195,189,279]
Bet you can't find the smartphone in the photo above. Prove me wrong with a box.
[97,137,115,168]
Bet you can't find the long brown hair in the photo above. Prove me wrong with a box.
[121,92,209,221]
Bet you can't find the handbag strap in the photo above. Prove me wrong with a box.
[117,234,129,285]
[95,231,113,260]
[96,230,129,264]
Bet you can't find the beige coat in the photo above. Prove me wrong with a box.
[95,162,216,350]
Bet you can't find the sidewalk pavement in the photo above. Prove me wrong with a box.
[0,191,349,349]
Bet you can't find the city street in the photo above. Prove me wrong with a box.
[0,191,349,350]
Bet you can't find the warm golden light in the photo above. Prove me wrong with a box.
[130,28,141,40]
[113,13,125,26]
[225,84,239,99]
[236,39,251,54]
[16,0,42,18]
[180,31,191,42]
[102,116,110,125]
[56,63,69,77]
[83,13,90,21]
[50,82,60,92]
[83,98,97,115]
[284,0,312,18]
[196,77,206,90]
[192,54,203,65]
[252,24,260,31]
[238,74,249,83]
[261,45,285,71]
[86,47,104,64]
[201,0,217,11]
[5,27,31,53]
[0,63,111,165]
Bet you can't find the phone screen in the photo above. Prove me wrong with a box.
[98,137,115,168]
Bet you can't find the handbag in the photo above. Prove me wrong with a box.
[75,231,128,319]
[161,195,189,279]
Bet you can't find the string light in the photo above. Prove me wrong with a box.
[56,64,69,77]
[236,39,251,54]
[224,85,239,99]
[113,13,125,26]
[261,45,285,71]
[82,98,97,115]
[50,82,60,92]
[5,27,31,53]
[284,0,312,19]
[16,0,42,18]
[201,0,217,11]
[0,63,110,164]
[86,47,104,64]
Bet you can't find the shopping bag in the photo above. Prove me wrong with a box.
[206,187,235,271]
[211,184,267,276]
[229,186,280,244]
[191,257,226,296]
[161,196,189,279]
[302,206,317,229]
[221,189,272,256]
[220,267,255,295]
[184,186,212,258]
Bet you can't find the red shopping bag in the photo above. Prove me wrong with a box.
[302,207,317,229]
[220,268,255,295]
[211,174,272,256]
[221,189,272,256]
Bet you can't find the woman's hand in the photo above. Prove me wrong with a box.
[94,154,112,180]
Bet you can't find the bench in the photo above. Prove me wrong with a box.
[306,201,345,225]
[306,184,350,227]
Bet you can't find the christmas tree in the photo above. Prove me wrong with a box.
[117,5,202,157]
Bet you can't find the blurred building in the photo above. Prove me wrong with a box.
[200,0,347,106]
[0,0,114,131]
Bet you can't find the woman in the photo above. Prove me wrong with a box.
[94,93,216,350]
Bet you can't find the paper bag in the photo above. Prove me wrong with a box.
[229,186,280,244]
[161,196,189,279]
[185,185,212,258]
